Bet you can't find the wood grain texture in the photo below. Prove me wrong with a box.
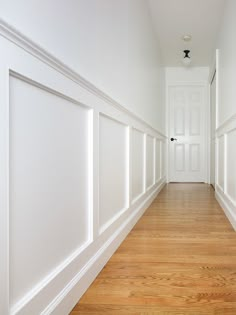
[70,184,236,314]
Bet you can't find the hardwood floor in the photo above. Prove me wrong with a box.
[70,184,236,314]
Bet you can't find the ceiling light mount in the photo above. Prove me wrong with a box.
[182,34,192,42]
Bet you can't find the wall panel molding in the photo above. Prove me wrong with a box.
[216,113,236,137]
[99,113,129,234]
[215,112,236,231]
[131,128,145,204]
[0,25,167,315]
[42,180,166,315]
[146,135,155,190]
[216,188,236,231]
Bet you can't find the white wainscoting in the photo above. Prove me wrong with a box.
[146,135,155,190]
[0,19,166,315]
[131,128,145,203]
[99,114,129,234]
[155,139,161,183]
[215,114,236,231]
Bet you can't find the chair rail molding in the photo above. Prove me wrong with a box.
[0,17,165,139]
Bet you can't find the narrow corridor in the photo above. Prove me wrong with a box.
[71,184,236,314]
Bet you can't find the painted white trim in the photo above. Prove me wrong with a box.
[215,49,220,129]
[205,84,211,184]
[208,52,217,187]
[216,113,236,136]
[41,181,166,315]
[143,134,147,193]
[223,133,227,193]
[166,81,207,87]
[0,17,167,315]
[215,137,219,188]
[165,79,170,183]
[0,55,10,315]
[215,111,236,231]
[216,189,236,231]
[11,237,92,315]
[92,110,100,240]
[0,17,165,139]
[87,109,94,242]
[131,191,145,206]
[153,137,156,186]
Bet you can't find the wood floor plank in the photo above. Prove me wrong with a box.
[70,184,236,314]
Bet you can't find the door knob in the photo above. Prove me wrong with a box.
[170,138,177,141]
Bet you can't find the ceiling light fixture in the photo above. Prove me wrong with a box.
[182,49,191,66]
[182,34,192,42]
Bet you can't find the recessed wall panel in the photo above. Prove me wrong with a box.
[155,139,161,182]
[162,141,166,177]
[9,76,90,306]
[99,115,128,231]
[131,128,144,201]
[146,135,154,188]
[218,136,224,190]
[227,130,236,203]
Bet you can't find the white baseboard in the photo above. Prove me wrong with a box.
[215,188,236,231]
[42,181,166,315]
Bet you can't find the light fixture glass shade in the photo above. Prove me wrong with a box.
[182,50,191,66]
[182,56,191,66]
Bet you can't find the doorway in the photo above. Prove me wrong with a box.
[168,85,207,182]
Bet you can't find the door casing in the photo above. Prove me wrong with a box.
[166,81,209,183]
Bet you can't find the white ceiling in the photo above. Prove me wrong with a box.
[148,0,226,66]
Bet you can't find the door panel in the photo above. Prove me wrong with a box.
[174,106,185,135]
[175,144,185,171]
[189,144,200,171]
[189,106,200,135]
[169,86,206,182]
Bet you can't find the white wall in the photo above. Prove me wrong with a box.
[0,2,166,314]
[165,67,209,82]
[217,0,236,126]
[0,0,165,132]
[214,0,236,231]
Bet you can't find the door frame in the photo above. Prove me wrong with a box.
[166,81,209,183]
[208,49,220,187]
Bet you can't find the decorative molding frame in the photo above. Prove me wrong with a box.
[215,112,236,231]
[42,180,166,315]
[0,18,167,315]
[216,188,236,231]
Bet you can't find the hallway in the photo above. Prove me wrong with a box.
[71,184,236,314]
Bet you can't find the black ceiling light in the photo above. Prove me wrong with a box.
[182,49,191,66]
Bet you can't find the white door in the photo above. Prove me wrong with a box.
[169,85,206,182]
[210,71,216,188]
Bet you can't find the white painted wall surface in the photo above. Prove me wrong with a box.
[0,2,166,314]
[214,0,236,231]
[0,0,165,132]
[217,0,236,126]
